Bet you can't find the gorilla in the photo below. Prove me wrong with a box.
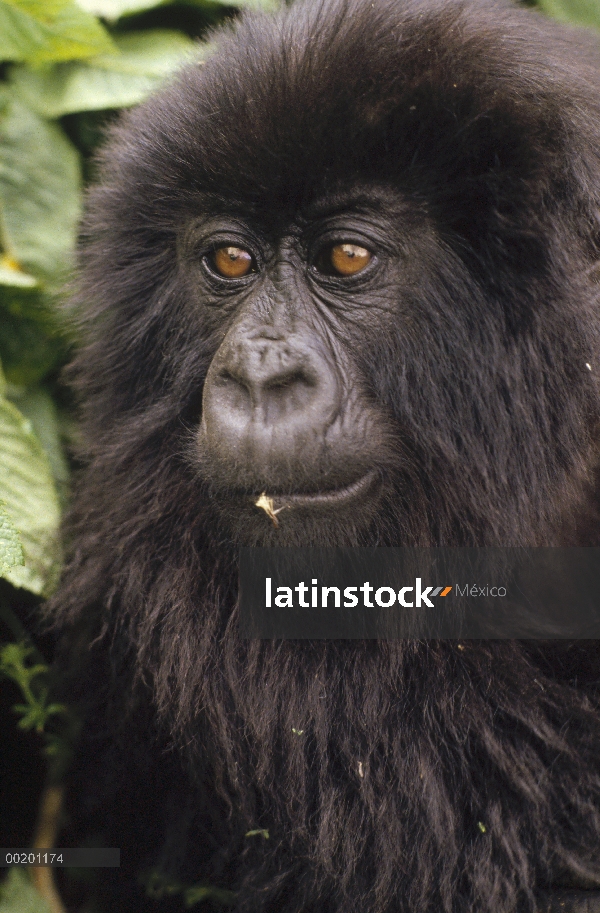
[50,0,600,910]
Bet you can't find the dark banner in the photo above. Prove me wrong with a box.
[1,849,120,867]
[238,548,600,638]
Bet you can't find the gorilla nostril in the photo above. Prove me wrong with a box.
[212,368,253,412]
[264,370,315,392]
[248,326,286,341]
[216,368,239,383]
[214,368,244,391]
[260,370,317,421]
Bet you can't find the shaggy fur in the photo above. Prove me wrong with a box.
[51,0,600,910]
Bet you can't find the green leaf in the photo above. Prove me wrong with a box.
[77,0,166,20]
[536,0,600,29]
[0,284,69,385]
[244,828,269,839]
[0,867,53,912]
[78,0,280,16]
[0,92,82,280]
[11,30,198,116]
[7,384,70,501]
[0,255,37,288]
[0,394,61,595]
[184,883,236,906]
[0,0,116,65]
[93,28,196,75]
[0,499,24,574]
[143,870,235,908]
[187,0,280,8]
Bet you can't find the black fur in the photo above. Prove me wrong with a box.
[50,0,600,910]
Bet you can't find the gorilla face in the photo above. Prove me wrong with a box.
[187,187,428,544]
[175,168,599,548]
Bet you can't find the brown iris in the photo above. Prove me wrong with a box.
[319,243,372,276]
[212,246,253,278]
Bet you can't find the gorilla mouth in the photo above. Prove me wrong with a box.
[253,469,380,525]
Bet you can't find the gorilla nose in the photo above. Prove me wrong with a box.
[201,332,340,471]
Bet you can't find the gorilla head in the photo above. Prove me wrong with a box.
[71,0,600,551]
[53,0,600,911]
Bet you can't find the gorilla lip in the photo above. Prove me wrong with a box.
[254,468,380,522]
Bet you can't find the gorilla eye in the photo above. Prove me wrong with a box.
[211,246,254,279]
[315,243,372,277]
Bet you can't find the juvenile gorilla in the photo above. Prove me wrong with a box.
[52,0,600,910]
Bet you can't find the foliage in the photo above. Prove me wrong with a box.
[0,867,53,913]
[0,641,67,736]
[0,366,61,597]
[0,0,278,593]
[144,870,236,907]
[0,501,23,574]
[0,0,598,909]
[535,0,600,29]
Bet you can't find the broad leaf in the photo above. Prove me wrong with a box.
[0,255,37,288]
[0,499,24,574]
[187,0,280,8]
[0,0,115,64]
[536,0,600,28]
[0,284,69,385]
[78,0,280,15]
[76,0,165,19]
[8,384,70,502]
[10,29,197,116]
[0,92,81,280]
[0,393,61,596]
